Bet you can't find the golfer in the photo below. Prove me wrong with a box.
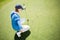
[10,4,30,37]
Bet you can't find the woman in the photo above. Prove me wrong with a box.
[10,4,30,37]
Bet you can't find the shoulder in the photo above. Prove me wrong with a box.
[11,11,18,19]
[11,11,18,16]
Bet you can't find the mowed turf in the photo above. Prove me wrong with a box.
[0,0,60,40]
[0,0,11,8]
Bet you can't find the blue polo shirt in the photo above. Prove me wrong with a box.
[11,11,22,31]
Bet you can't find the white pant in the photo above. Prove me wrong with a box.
[21,25,30,32]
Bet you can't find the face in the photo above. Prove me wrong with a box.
[18,9,22,13]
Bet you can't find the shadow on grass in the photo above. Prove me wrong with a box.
[14,30,31,40]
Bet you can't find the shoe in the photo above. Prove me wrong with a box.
[17,32,21,37]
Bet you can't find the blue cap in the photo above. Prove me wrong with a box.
[15,4,24,10]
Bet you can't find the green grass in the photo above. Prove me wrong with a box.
[0,0,5,2]
[0,0,12,8]
[0,0,60,40]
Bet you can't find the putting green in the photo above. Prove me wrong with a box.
[0,0,60,40]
